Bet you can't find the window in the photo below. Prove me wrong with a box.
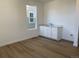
[26,5,37,30]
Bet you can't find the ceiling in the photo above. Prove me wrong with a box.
[36,0,54,3]
[39,0,53,2]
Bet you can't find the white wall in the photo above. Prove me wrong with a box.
[0,0,43,47]
[43,0,78,46]
[74,0,79,47]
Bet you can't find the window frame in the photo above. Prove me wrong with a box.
[26,5,37,30]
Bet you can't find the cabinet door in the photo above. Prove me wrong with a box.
[40,26,51,38]
[43,27,48,37]
[46,27,51,38]
[51,28,58,39]
[39,26,45,36]
[40,26,48,37]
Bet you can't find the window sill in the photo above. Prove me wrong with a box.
[28,28,37,30]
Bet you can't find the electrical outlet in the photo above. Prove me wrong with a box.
[70,34,73,37]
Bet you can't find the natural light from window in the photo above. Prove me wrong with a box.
[26,5,37,30]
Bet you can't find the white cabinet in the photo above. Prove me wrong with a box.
[51,27,58,40]
[39,26,51,37]
[39,26,63,41]
[44,27,51,38]
[40,26,45,36]
[46,27,51,38]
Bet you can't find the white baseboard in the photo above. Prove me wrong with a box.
[0,35,39,47]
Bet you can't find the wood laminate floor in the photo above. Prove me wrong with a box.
[0,37,79,58]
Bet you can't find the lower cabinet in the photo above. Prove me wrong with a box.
[39,26,63,40]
